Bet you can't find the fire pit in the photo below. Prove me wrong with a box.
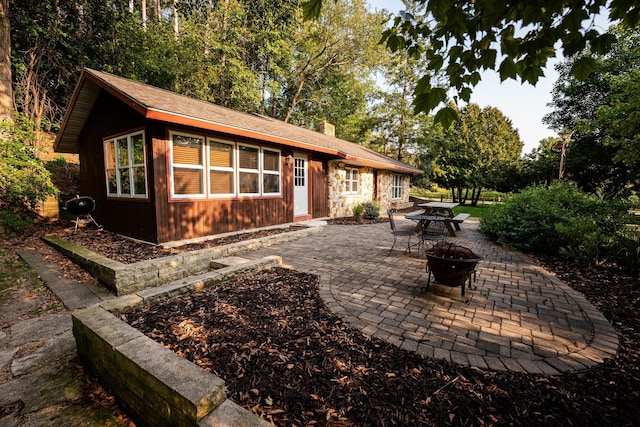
[424,242,480,296]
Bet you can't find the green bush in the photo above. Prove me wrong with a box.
[481,183,634,269]
[0,115,58,232]
[46,156,68,171]
[362,201,380,219]
[352,204,364,220]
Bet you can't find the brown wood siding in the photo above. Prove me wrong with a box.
[310,157,329,218]
[78,91,158,242]
[153,124,296,244]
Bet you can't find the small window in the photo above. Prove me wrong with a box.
[392,174,403,199]
[345,167,359,194]
[262,148,281,195]
[171,132,205,197]
[103,130,148,198]
[209,140,235,197]
[238,144,260,195]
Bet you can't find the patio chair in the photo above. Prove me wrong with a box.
[387,209,418,254]
[418,213,448,251]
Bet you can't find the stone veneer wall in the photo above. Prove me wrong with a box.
[327,161,412,218]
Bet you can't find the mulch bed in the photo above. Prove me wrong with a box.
[123,260,640,427]
[58,225,307,264]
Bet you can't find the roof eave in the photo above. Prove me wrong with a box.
[54,69,149,153]
[145,108,350,159]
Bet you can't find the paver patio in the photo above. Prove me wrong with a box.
[243,217,619,375]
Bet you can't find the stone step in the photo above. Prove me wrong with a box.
[210,256,252,269]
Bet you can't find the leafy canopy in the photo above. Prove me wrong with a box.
[544,25,640,197]
[304,0,640,127]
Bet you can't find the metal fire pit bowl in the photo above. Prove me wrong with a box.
[424,242,480,296]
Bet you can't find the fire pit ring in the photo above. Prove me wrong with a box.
[424,242,480,296]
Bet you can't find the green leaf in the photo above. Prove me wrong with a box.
[433,106,459,129]
[301,0,323,22]
[521,65,545,85]
[415,75,431,94]
[570,57,599,81]
[479,49,497,69]
[428,54,444,71]
[460,87,472,102]
[590,33,618,54]
[498,58,517,81]
[413,87,447,113]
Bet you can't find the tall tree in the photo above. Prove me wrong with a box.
[544,25,640,197]
[0,0,11,121]
[427,103,522,205]
[272,0,386,136]
[369,1,434,162]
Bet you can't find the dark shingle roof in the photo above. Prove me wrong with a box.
[55,68,423,174]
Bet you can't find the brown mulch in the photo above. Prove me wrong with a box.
[122,258,640,427]
[56,225,307,264]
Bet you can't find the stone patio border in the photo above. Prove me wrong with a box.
[72,256,280,427]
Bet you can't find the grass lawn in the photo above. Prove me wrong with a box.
[453,205,490,219]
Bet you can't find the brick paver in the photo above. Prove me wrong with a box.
[244,217,619,374]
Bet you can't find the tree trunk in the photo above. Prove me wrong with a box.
[142,0,147,30]
[173,1,179,39]
[0,0,13,122]
[471,186,482,206]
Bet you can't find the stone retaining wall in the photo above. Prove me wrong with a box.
[42,226,321,295]
[73,257,280,427]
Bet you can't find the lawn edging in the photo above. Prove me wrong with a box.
[42,225,320,295]
[72,256,281,427]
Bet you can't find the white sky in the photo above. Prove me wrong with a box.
[366,0,563,154]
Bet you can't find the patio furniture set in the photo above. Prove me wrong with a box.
[388,202,480,297]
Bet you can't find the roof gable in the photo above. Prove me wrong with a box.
[55,68,423,174]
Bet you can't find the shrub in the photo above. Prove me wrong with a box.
[0,115,58,232]
[481,183,633,269]
[352,204,364,221]
[46,156,68,171]
[362,201,380,219]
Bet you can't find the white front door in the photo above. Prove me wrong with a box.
[294,154,309,217]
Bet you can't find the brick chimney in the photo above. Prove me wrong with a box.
[316,120,335,137]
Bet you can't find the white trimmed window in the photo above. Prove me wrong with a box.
[345,167,359,194]
[262,148,281,195]
[208,139,235,197]
[238,144,260,195]
[169,132,281,199]
[392,174,403,199]
[170,132,206,198]
[104,131,148,198]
